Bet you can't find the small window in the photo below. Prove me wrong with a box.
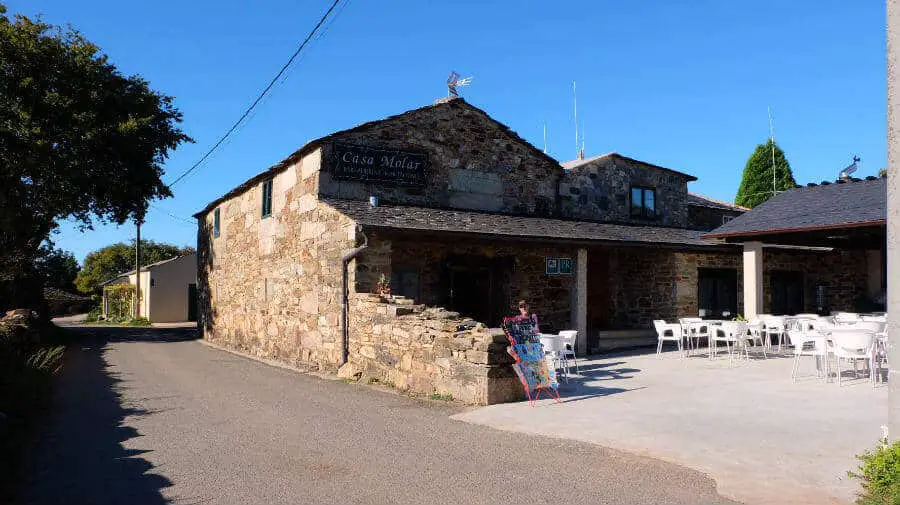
[261,179,273,218]
[150,278,156,287]
[630,186,656,218]
[722,214,735,224]
[213,208,221,237]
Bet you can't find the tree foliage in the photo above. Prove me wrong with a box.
[75,241,195,294]
[734,140,797,208]
[0,4,191,297]
[33,246,79,291]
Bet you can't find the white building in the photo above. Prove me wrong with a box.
[101,254,198,323]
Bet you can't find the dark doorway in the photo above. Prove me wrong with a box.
[770,271,804,315]
[587,249,610,337]
[698,268,737,319]
[187,283,198,322]
[444,255,511,326]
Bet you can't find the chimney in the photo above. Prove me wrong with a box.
[578,148,585,160]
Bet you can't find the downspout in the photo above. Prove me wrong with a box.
[340,228,368,366]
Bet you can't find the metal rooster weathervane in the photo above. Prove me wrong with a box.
[447,71,473,97]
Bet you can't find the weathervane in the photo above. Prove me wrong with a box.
[839,155,861,179]
[447,71,473,97]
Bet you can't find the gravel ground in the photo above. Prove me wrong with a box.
[17,326,738,505]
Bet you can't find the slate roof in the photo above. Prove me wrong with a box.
[687,193,749,212]
[100,254,196,286]
[560,152,698,181]
[323,198,730,249]
[706,177,886,239]
[194,98,563,218]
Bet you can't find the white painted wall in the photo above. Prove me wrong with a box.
[148,254,198,322]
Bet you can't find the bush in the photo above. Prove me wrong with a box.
[127,317,151,327]
[850,439,900,505]
[84,306,101,323]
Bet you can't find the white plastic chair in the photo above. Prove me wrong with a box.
[742,319,768,358]
[653,320,683,358]
[679,317,707,352]
[557,330,579,374]
[762,316,787,351]
[710,321,748,364]
[787,329,829,382]
[833,312,861,325]
[830,329,876,386]
[539,334,567,382]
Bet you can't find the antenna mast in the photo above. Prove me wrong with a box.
[573,81,580,159]
[768,107,777,197]
[543,122,547,154]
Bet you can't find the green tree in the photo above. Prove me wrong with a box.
[75,241,195,294]
[0,4,191,308]
[33,246,79,291]
[734,139,797,208]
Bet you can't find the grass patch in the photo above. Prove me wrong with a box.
[429,393,453,402]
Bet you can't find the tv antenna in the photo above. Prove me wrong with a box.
[447,71,473,97]
[840,156,861,180]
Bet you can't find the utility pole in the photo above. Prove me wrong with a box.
[888,0,899,439]
[135,220,142,319]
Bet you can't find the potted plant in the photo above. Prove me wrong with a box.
[375,273,391,296]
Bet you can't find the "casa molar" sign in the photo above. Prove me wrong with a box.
[330,142,428,187]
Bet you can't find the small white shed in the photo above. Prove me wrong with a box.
[101,254,198,323]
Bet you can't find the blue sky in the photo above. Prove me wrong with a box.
[11,0,886,263]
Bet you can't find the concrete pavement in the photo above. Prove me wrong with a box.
[17,326,737,505]
[454,350,884,505]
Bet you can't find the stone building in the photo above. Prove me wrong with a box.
[194,97,873,404]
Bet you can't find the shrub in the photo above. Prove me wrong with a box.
[127,317,151,327]
[84,306,101,323]
[850,439,900,505]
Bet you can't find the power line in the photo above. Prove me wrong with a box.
[149,204,195,226]
[167,0,344,188]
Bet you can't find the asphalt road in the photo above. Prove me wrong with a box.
[17,325,738,505]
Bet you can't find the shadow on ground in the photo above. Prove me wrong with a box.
[549,354,646,404]
[15,326,198,505]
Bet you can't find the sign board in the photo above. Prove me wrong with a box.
[546,257,574,276]
[330,142,428,187]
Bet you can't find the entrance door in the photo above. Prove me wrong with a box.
[770,271,804,315]
[187,283,198,322]
[698,268,737,319]
[444,255,511,326]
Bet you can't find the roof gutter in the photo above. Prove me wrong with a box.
[340,228,368,367]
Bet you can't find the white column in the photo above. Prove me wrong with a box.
[576,248,588,356]
[742,242,764,319]
[887,0,900,439]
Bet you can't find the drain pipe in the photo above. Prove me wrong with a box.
[340,228,368,366]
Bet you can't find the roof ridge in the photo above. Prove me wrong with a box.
[688,192,750,211]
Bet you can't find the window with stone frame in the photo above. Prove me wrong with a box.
[630,186,656,218]
[261,179,273,218]
[722,214,734,225]
[213,208,221,237]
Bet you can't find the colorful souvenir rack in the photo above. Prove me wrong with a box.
[501,316,560,405]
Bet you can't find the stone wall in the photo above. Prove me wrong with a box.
[345,293,521,404]
[687,205,744,231]
[607,247,680,328]
[361,235,577,331]
[198,150,358,370]
[559,155,690,226]
[671,248,869,318]
[318,98,561,217]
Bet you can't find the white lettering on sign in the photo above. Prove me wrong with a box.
[331,142,428,187]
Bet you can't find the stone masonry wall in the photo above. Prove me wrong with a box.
[672,248,869,318]
[318,98,561,217]
[687,205,744,231]
[345,293,521,405]
[198,149,359,370]
[607,247,680,328]
[560,155,690,226]
[364,235,577,330]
